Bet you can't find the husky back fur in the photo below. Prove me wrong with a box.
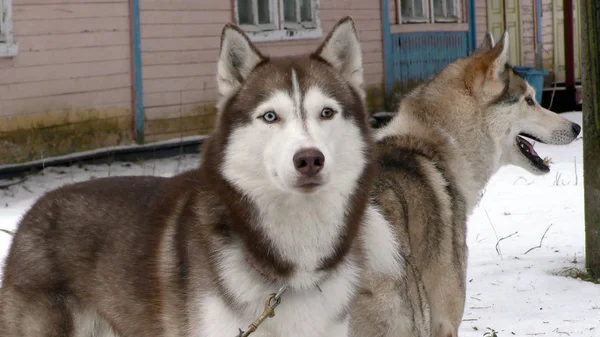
[349,32,581,337]
[0,17,400,337]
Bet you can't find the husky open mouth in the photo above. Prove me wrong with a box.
[516,133,550,172]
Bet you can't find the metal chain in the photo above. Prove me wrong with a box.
[237,285,288,337]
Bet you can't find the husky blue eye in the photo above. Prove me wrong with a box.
[321,108,335,119]
[262,111,278,123]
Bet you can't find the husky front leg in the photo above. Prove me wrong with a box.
[349,265,430,337]
[422,261,466,337]
[0,287,74,337]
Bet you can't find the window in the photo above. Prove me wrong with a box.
[235,0,321,42]
[401,0,429,23]
[282,0,316,29]
[0,0,18,57]
[399,0,461,24]
[433,0,459,23]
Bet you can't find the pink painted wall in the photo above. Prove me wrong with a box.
[138,0,385,141]
[0,0,132,134]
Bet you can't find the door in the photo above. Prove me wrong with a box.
[487,0,522,65]
[553,0,581,82]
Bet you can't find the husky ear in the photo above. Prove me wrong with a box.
[465,32,509,93]
[484,31,509,79]
[216,24,265,98]
[314,16,364,95]
[476,32,495,53]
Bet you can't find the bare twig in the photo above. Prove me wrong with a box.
[553,328,571,336]
[495,231,518,256]
[513,176,534,185]
[483,209,501,257]
[554,171,562,186]
[524,224,554,255]
[0,228,15,236]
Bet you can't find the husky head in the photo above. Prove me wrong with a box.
[466,32,581,176]
[207,17,372,200]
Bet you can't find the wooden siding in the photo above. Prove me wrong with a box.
[139,0,385,141]
[0,0,132,133]
[521,0,535,67]
[475,0,487,45]
[542,0,555,74]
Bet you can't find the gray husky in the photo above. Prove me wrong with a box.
[0,17,401,337]
[349,32,581,337]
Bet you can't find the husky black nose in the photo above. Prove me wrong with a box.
[572,123,581,136]
[293,148,325,177]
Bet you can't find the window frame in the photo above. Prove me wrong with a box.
[282,0,317,30]
[397,0,462,25]
[234,0,322,42]
[0,0,18,57]
[432,0,461,23]
[236,0,279,33]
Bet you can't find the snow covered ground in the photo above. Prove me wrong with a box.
[0,111,598,336]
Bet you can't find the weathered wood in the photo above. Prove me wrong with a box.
[580,0,600,277]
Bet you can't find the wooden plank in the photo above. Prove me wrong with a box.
[17,0,126,4]
[363,62,382,76]
[142,63,216,80]
[141,0,230,11]
[140,23,222,39]
[145,129,204,143]
[141,37,220,52]
[320,4,381,10]
[142,50,219,66]
[140,10,231,24]
[143,75,217,94]
[257,40,381,57]
[15,17,129,36]
[320,18,382,31]
[7,45,130,67]
[390,23,469,33]
[320,9,381,20]
[364,73,383,86]
[0,88,131,117]
[144,103,215,120]
[0,59,130,85]
[13,3,129,20]
[143,87,219,108]
[0,74,131,101]
[18,32,129,50]
[354,29,383,41]
[363,51,383,65]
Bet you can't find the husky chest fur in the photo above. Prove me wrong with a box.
[0,17,395,337]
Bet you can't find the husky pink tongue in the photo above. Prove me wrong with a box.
[524,139,538,156]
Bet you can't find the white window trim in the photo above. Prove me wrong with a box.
[397,0,462,25]
[234,0,322,43]
[0,0,18,57]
